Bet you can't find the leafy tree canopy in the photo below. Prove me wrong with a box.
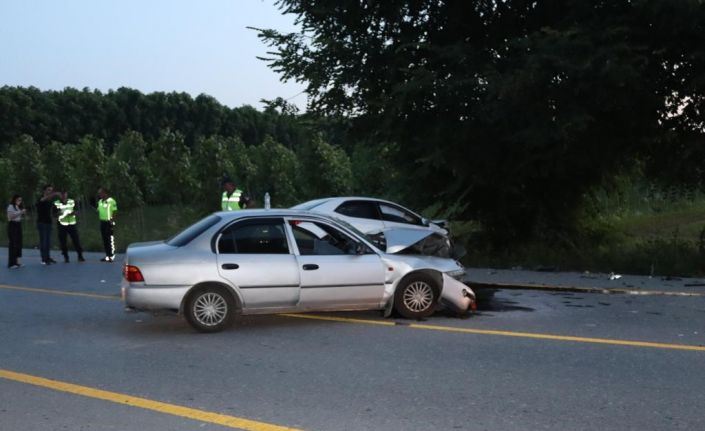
[256,0,705,240]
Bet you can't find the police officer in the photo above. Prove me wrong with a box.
[97,187,117,262]
[54,191,85,263]
[221,178,244,211]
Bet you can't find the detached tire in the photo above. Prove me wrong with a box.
[394,273,438,320]
[185,286,235,333]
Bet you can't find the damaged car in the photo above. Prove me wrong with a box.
[122,209,475,332]
[292,197,460,258]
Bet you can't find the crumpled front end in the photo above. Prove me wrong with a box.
[381,229,453,258]
[440,273,476,314]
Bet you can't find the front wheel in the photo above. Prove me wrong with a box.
[185,286,235,333]
[394,274,438,319]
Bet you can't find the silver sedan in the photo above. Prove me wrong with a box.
[121,209,475,332]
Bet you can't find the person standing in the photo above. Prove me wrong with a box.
[7,195,26,268]
[97,187,118,262]
[37,184,60,265]
[221,178,243,211]
[54,191,85,263]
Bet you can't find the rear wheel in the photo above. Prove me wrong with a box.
[185,286,235,333]
[394,274,438,319]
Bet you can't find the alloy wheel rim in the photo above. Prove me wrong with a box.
[403,281,434,312]
[194,292,228,326]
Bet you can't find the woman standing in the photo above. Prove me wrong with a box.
[7,195,26,268]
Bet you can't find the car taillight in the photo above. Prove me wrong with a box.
[123,265,144,282]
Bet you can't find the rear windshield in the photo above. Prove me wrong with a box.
[166,215,221,247]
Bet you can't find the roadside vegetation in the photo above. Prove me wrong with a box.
[2,1,704,276]
[458,179,705,276]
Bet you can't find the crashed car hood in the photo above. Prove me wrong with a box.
[381,228,436,254]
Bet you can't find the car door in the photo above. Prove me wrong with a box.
[216,217,300,310]
[287,219,386,310]
[332,200,385,234]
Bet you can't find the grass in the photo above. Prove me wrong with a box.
[457,196,705,277]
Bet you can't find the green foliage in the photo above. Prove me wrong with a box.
[257,0,705,242]
[104,157,143,208]
[0,158,12,208]
[191,135,235,210]
[350,141,400,198]
[299,134,352,198]
[7,134,44,203]
[113,131,154,202]
[69,135,107,202]
[227,138,258,194]
[249,136,301,207]
[42,141,78,195]
[147,130,196,204]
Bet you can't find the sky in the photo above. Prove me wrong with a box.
[0,0,307,110]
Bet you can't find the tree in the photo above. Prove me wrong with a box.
[7,135,44,205]
[104,156,143,208]
[255,0,705,241]
[68,135,107,204]
[350,140,400,198]
[250,136,301,207]
[147,130,196,204]
[113,131,154,202]
[226,137,258,195]
[42,141,78,194]
[298,134,352,198]
[191,135,235,210]
[0,158,12,205]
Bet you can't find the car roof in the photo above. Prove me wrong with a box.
[293,196,405,209]
[214,208,331,220]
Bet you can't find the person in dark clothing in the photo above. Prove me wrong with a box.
[37,184,60,265]
[7,194,25,268]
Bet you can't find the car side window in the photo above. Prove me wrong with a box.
[334,201,380,220]
[218,221,289,254]
[378,203,423,225]
[290,221,359,255]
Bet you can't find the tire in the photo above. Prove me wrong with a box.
[394,273,439,320]
[184,286,235,333]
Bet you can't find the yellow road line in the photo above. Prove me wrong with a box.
[0,284,117,300]
[4,283,703,352]
[281,313,705,352]
[0,369,304,431]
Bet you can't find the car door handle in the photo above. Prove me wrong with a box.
[221,263,239,270]
[302,264,319,271]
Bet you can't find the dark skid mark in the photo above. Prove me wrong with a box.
[478,299,535,313]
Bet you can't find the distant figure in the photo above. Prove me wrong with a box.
[6,194,26,269]
[97,187,118,262]
[239,194,253,209]
[54,191,85,263]
[37,184,61,265]
[221,178,243,211]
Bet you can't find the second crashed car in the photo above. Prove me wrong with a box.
[122,209,475,332]
[292,197,458,258]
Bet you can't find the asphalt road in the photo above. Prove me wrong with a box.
[1,249,705,430]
